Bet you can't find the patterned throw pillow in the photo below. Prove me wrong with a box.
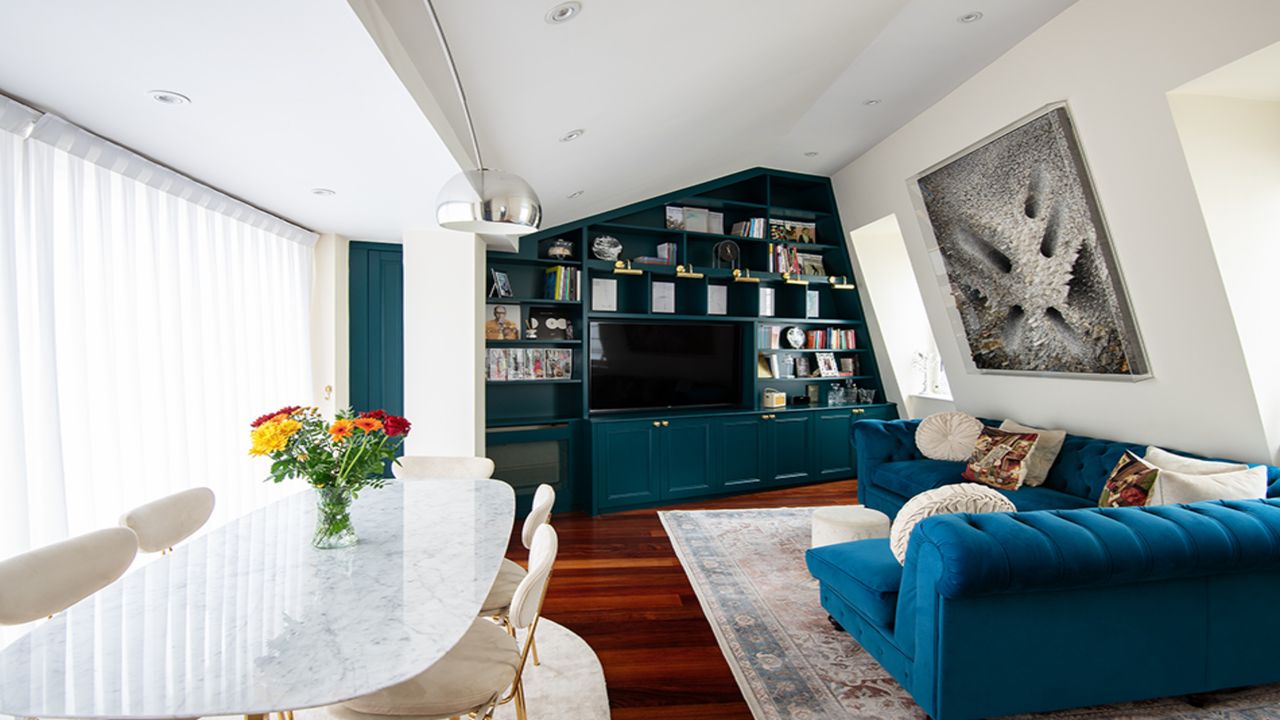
[1098,451,1160,508]
[962,427,1040,490]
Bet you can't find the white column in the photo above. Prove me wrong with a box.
[310,233,350,417]
[402,229,485,456]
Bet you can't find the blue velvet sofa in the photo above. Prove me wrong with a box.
[806,419,1280,719]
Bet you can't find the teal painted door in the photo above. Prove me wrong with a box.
[663,417,718,498]
[349,241,404,416]
[768,413,813,485]
[814,410,856,480]
[595,420,662,508]
[721,416,765,489]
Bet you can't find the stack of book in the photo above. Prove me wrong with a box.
[635,241,678,265]
[731,218,766,238]
[767,243,802,274]
[544,265,581,301]
[806,328,858,349]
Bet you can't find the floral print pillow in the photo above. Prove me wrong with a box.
[962,427,1040,491]
[1098,451,1160,508]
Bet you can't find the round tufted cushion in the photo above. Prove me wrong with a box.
[811,505,891,548]
[889,483,1016,564]
[915,412,983,461]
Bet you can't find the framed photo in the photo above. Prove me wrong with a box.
[816,352,840,377]
[797,252,826,277]
[526,306,574,340]
[485,303,521,340]
[488,269,513,297]
[795,356,811,378]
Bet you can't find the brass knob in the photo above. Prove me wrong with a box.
[653,421,661,427]
[852,408,865,415]
[761,414,769,420]
[662,420,670,427]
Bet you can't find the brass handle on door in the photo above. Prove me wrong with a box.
[761,414,770,420]
[851,408,866,415]
[653,421,661,427]
[661,420,669,427]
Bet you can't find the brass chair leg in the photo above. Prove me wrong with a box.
[529,631,540,667]
[514,678,527,720]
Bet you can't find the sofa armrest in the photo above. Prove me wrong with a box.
[853,419,924,504]
[907,499,1280,599]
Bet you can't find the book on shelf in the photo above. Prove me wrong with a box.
[487,348,573,381]
[635,241,678,266]
[730,218,766,239]
[804,328,858,350]
[543,265,581,301]
[665,206,685,230]
[709,211,724,235]
[759,325,783,349]
[769,218,817,244]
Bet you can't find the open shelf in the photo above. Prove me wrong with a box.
[488,256,582,267]
[486,339,581,347]
[486,297,580,305]
[756,375,876,382]
[487,379,582,385]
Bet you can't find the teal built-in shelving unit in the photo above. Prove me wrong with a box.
[483,168,898,515]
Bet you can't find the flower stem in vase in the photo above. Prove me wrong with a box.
[313,484,357,549]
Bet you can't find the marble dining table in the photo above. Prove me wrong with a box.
[0,479,515,719]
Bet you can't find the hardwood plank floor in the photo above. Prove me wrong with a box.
[505,479,857,719]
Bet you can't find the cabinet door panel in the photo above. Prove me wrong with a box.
[721,417,765,488]
[814,411,854,481]
[664,418,718,498]
[595,421,661,508]
[770,413,813,484]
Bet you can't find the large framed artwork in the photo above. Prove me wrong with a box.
[911,102,1149,379]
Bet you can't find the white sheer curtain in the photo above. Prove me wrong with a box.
[0,96,317,564]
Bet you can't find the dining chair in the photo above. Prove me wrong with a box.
[0,527,138,626]
[393,456,495,480]
[329,524,559,720]
[119,487,216,554]
[480,484,554,665]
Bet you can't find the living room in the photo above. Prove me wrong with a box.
[2,1,1279,719]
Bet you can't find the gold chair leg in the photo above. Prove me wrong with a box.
[514,678,527,720]
[530,631,540,667]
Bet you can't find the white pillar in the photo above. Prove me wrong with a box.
[310,233,350,417]
[402,229,485,456]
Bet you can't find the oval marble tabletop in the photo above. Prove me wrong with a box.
[0,479,515,719]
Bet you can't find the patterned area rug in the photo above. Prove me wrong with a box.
[659,507,1280,720]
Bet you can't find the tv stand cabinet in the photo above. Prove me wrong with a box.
[484,168,898,514]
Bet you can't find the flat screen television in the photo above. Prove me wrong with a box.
[590,320,743,412]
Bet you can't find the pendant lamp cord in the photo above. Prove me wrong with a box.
[424,0,484,171]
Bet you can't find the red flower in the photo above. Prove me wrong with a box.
[251,405,302,428]
[383,415,411,437]
[360,409,389,422]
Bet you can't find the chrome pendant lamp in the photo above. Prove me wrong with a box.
[427,0,541,235]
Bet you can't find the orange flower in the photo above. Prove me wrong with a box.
[353,417,383,433]
[329,419,355,442]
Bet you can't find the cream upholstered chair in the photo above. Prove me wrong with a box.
[328,524,558,720]
[481,484,554,665]
[0,527,138,625]
[120,487,216,554]
[393,456,495,480]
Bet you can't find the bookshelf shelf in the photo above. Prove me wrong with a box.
[487,379,582,385]
[486,339,582,347]
[485,297,580,305]
[755,375,876,383]
[488,256,582,267]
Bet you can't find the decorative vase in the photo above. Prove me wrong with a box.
[312,484,358,549]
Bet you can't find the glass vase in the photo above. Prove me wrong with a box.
[313,485,358,549]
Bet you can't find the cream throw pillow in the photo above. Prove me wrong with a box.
[889,483,1015,564]
[1144,446,1248,475]
[999,419,1066,487]
[915,412,983,462]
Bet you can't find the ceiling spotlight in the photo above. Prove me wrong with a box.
[863,98,882,106]
[567,190,584,199]
[311,188,336,196]
[559,128,586,142]
[148,90,191,106]
[545,1,582,24]
[957,11,984,23]
[804,151,819,157]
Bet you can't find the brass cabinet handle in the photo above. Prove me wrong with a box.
[851,408,866,415]
[761,414,770,420]
[653,421,661,427]
[661,420,669,427]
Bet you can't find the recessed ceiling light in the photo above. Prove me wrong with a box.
[559,128,586,142]
[957,11,984,23]
[148,90,191,106]
[311,188,336,196]
[567,190,584,199]
[863,98,882,106]
[804,151,819,157]
[545,1,582,24]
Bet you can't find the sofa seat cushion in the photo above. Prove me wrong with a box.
[995,485,1095,512]
[805,538,902,629]
[872,459,967,499]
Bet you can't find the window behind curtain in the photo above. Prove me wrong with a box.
[0,96,317,563]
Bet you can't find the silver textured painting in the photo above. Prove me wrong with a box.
[915,103,1148,378]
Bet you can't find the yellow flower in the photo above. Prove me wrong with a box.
[249,419,302,456]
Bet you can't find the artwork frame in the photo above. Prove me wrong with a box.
[484,303,521,341]
[909,101,1150,381]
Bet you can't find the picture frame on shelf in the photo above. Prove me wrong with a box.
[816,351,840,377]
[485,303,521,340]
[796,356,811,378]
[526,306,574,340]
[488,269,513,297]
[797,252,826,277]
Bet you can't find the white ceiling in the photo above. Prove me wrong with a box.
[431,0,1078,228]
[0,0,459,241]
[1175,40,1280,102]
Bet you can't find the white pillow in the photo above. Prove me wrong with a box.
[1000,419,1066,487]
[1146,464,1267,505]
[1144,446,1248,475]
[915,412,983,462]
[889,483,1016,564]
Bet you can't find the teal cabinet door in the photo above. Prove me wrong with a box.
[769,413,813,485]
[814,409,855,481]
[595,420,662,509]
[663,417,719,498]
[721,416,766,488]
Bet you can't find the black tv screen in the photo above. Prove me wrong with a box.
[590,321,742,412]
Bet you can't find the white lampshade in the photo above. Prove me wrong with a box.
[435,168,542,235]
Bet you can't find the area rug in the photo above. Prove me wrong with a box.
[659,507,1280,720]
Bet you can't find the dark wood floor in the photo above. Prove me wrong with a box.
[505,479,857,720]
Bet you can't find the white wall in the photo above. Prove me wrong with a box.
[310,233,350,417]
[402,229,486,456]
[831,0,1280,461]
[1170,94,1280,461]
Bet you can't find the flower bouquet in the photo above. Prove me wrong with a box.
[249,406,411,548]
